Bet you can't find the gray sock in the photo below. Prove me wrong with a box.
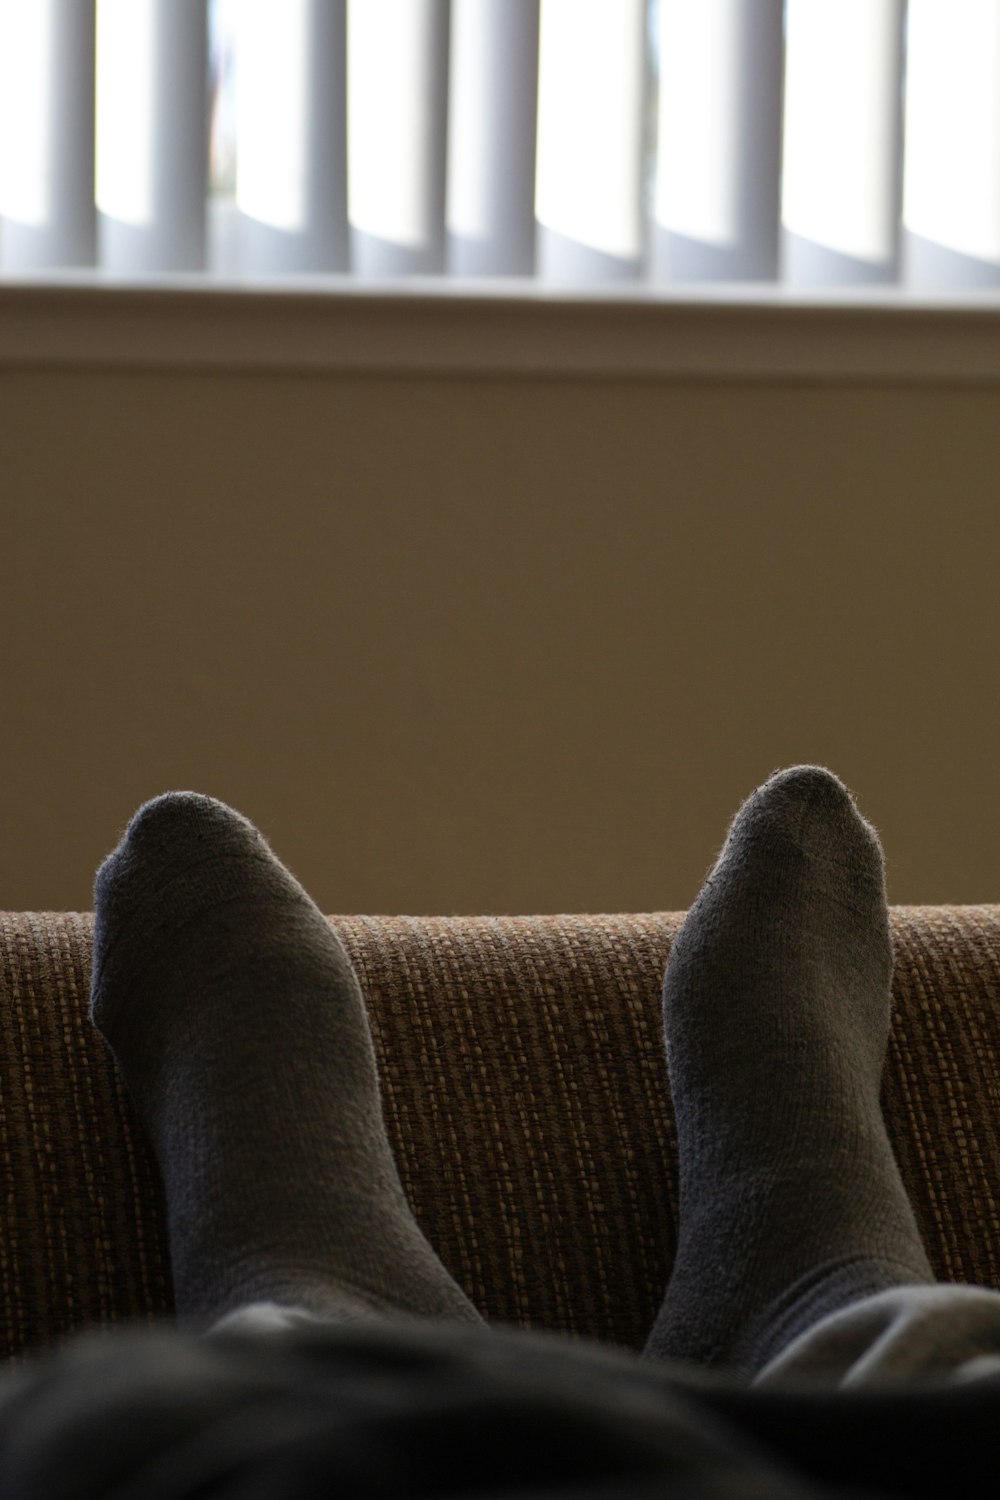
[90,792,483,1330]
[644,766,934,1377]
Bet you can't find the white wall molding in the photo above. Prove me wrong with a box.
[2,275,1000,382]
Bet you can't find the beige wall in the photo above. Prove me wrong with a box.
[2,364,998,913]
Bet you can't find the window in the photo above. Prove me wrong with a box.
[1,0,997,291]
[1,1,998,387]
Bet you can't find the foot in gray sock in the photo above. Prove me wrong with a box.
[644,765,933,1377]
[90,792,483,1330]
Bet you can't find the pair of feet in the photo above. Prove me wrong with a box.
[89,765,934,1377]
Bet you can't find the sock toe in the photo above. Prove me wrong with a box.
[96,792,264,894]
[91,792,285,1034]
[720,765,885,890]
[750,765,865,841]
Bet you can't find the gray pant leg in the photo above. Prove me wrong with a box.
[217,1285,1000,1394]
[755,1284,1000,1388]
[208,1295,399,1338]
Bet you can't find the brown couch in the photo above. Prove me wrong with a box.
[0,907,998,1367]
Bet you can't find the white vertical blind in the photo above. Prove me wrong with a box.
[447,0,539,276]
[654,0,783,283]
[348,0,449,276]
[96,0,208,273]
[782,0,904,286]
[904,0,1000,288]
[0,0,96,270]
[4,3,1000,296]
[535,0,646,283]
[235,0,348,274]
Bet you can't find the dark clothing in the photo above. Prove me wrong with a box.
[0,1312,996,1500]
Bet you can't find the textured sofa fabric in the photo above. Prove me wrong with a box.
[0,908,997,1367]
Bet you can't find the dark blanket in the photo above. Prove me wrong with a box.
[0,1315,995,1499]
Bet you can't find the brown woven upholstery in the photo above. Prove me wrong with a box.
[0,908,997,1366]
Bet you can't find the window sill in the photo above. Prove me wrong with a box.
[1,272,1000,383]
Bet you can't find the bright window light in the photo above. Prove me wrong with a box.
[236,0,310,231]
[903,0,1000,262]
[655,1,742,250]
[0,0,55,227]
[209,0,238,197]
[782,0,900,264]
[348,0,440,251]
[95,0,156,227]
[535,0,645,262]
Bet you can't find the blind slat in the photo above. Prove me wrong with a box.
[447,0,539,277]
[654,0,783,283]
[96,0,208,274]
[0,0,96,270]
[782,0,904,287]
[535,0,646,284]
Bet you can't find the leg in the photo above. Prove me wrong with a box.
[644,765,934,1377]
[90,792,483,1330]
[755,1283,1000,1386]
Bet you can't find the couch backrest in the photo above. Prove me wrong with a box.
[0,908,997,1363]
